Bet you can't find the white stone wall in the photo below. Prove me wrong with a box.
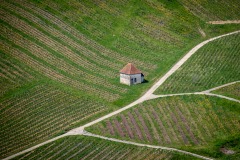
[130,74,142,84]
[120,73,144,85]
[120,74,131,85]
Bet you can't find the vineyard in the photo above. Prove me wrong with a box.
[213,82,240,100]
[0,84,108,159]
[1,0,239,105]
[155,33,240,94]
[0,52,37,96]
[1,0,240,159]
[179,0,240,21]
[0,0,129,102]
[13,136,201,160]
[87,95,240,150]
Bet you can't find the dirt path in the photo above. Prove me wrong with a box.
[208,20,240,24]
[151,92,240,103]
[197,92,240,103]
[3,31,240,160]
[142,30,240,99]
[71,30,239,134]
[152,81,240,103]
[83,131,213,160]
[202,81,240,93]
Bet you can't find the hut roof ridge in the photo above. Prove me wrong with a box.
[120,63,142,74]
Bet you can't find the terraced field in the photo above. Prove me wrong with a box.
[0,84,109,158]
[87,95,240,150]
[213,82,240,100]
[155,33,240,94]
[13,136,201,160]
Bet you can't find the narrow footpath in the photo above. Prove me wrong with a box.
[208,20,240,24]
[153,81,240,103]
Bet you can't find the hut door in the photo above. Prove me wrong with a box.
[131,78,133,84]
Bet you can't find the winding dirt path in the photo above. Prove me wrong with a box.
[3,31,240,160]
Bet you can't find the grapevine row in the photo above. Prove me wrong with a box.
[88,95,240,147]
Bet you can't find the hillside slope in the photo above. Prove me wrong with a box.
[2,0,240,105]
[0,0,240,159]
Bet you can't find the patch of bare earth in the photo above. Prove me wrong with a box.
[198,27,206,37]
[220,147,235,155]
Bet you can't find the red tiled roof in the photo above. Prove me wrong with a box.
[120,63,142,75]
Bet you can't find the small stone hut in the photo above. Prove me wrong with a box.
[120,63,144,85]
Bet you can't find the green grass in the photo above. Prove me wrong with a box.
[213,82,240,100]
[155,33,240,94]
[14,135,202,160]
[86,95,240,159]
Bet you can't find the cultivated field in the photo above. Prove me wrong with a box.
[14,136,201,160]
[0,84,109,158]
[0,52,37,96]
[1,0,239,105]
[87,95,240,151]
[213,82,240,100]
[179,0,240,21]
[155,33,240,94]
[1,0,240,159]
[1,0,128,102]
